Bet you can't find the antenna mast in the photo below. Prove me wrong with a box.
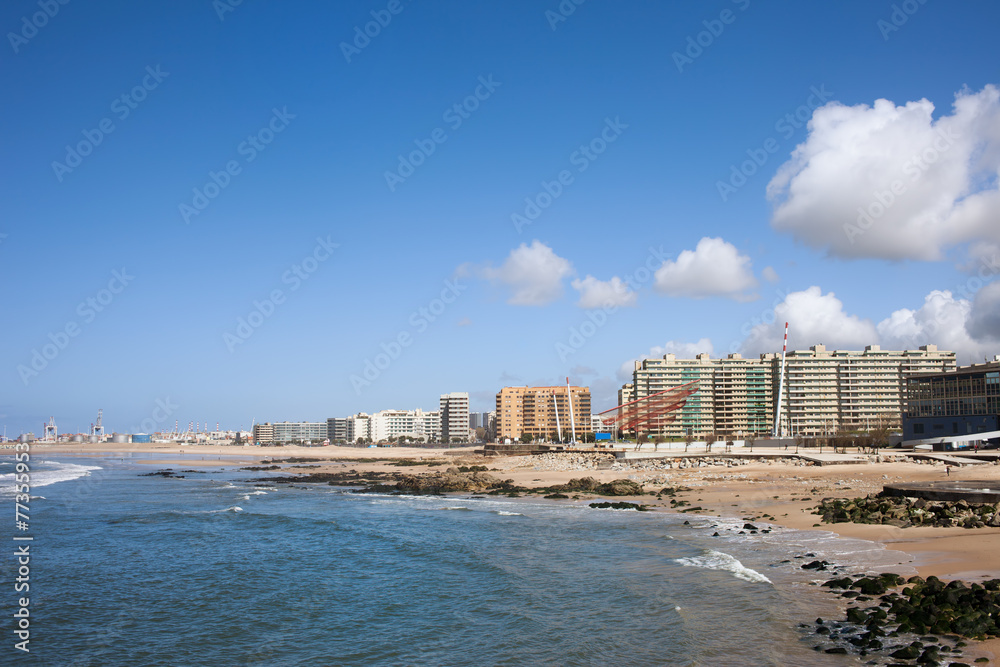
[566,377,576,445]
[773,322,789,437]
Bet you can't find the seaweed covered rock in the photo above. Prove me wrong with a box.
[814,495,1000,530]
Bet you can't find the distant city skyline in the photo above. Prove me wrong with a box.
[4,1,1000,435]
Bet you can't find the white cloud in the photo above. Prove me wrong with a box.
[617,338,715,381]
[457,318,472,326]
[967,282,1000,343]
[482,240,574,306]
[571,275,637,309]
[740,287,878,355]
[767,85,1000,261]
[654,237,758,300]
[761,266,780,284]
[736,285,1000,362]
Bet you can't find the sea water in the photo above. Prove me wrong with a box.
[0,456,915,665]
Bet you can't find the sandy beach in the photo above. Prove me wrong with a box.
[31,441,1000,661]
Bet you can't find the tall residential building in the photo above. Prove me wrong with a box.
[469,413,482,429]
[440,392,470,443]
[326,417,353,443]
[620,344,956,438]
[253,422,274,445]
[351,413,371,442]
[369,409,439,442]
[777,344,955,435]
[496,385,592,441]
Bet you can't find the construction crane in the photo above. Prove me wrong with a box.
[91,409,105,437]
[44,417,57,441]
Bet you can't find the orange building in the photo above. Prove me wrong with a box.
[495,385,592,441]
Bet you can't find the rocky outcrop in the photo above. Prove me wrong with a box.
[813,494,999,529]
[393,471,507,494]
[812,573,999,661]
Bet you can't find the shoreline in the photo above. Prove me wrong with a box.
[23,442,1000,661]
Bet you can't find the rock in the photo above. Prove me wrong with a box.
[890,645,921,659]
[743,523,758,530]
[802,560,828,570]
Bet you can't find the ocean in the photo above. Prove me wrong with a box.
[1,455,916,666]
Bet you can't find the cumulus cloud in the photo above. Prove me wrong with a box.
[965,282,1000,348]
[737,285,1000,362]
[761,266,780,284]
[767,85,1000,261]
[571,275,637,309]
[876,290,994,362]
[653,237,758,300]
[617,338,715,381]
[482,240,574,306]
[740,287,878,355]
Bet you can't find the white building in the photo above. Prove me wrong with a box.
[370,409,439,442]
[440,392,470,443]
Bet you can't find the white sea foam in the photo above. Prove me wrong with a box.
[494,511,523,516]
[210,506,243,513]
[0,461,102,497]
[674,550,772,584]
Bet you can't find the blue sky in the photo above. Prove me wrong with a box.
[4,0,1000,435]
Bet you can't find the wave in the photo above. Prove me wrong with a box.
[210,506,243,513]
[0,462,102,496]
[494,511,523,516]
[674,550,772,584]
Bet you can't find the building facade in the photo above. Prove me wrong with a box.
[778,345,955,435]
[440,392,470,443]
[903,359,1000,442]
[369,409,439,442]
[496,386,592,441]
[253,421,327,445]
[620,345,956,438]
[326,417,353,443]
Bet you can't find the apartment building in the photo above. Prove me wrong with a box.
[779,344,955,434]
[369,409,439,442]
[326,417,353,443]
[440,392,470,443]
[252,422,274,445]
[620,345,955,437]
[253,421,327,445]
[496,385,591,441]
